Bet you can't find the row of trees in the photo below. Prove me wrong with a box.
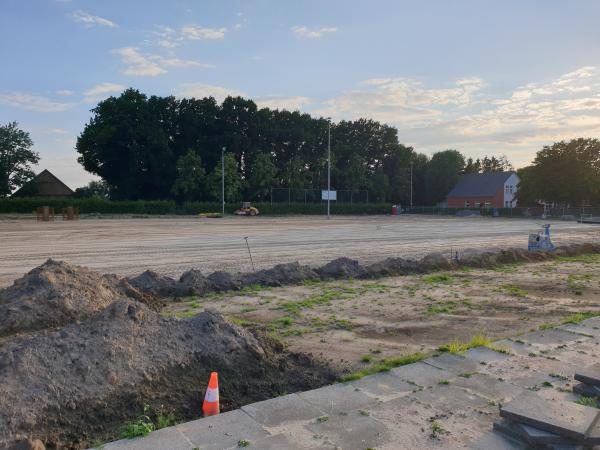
[74,89,516,205]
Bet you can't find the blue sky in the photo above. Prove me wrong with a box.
[2,0,600,188]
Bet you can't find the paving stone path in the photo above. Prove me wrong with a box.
[100,317,600,450]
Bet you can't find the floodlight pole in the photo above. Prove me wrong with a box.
[410,161,414,209]
[327,120,331,220]
[221,147,225,216]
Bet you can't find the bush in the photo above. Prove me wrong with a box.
[0,198,390,216]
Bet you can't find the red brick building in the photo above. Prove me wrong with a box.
[446,171,519,208]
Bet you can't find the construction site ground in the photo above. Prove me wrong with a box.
[1,214,599,287]
[103,315,600,450]
[164,253,600,373]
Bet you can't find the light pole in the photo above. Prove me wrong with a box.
[410,160,413,209]
[327,119,331,219]
[221,147,225,217]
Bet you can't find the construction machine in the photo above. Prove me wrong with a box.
[234,202,259,216]
[528,224,555,252]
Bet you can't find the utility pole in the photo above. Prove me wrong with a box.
[221,147,225,217]
[327,119,331,219]
[410,160,414,209]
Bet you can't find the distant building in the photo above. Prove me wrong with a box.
[12,169,74,198]
[446,171,519,208]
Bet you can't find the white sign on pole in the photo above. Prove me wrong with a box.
[322,190,337,201]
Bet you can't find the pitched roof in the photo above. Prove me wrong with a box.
[447,171,516,198]
[12,169,74,197]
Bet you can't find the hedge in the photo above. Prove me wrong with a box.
[0,198,391,216]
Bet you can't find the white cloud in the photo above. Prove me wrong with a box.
[112,47,212,76]
[0,92,74,112]
[291,26,337,39]
[177,83,245,101]
[48,128,68,134]
[83,82,126,103]
[56,89,74,96]
[255,96,312,111]
[181,25,227,40]
[70,10,117,28]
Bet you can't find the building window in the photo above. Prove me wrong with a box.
[505,201,509,207]
[509,185,513,194]
[465,201,470,208]
[484,201,490,208]
[505,185,509,193]
[474,201,480,208]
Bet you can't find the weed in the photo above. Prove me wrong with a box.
[359,410,369,416]
[459,372,474,378]
[438,334,510,354]
[239,306,257,313]
[155,409,176,429]
[500,284,528,297]
[229,318,256,327]
[575,396,598,407]
[492,264,522,273]
[278,288,349,313]
[340,352,426,382]
[438,379,450,385]
[237,439,250,447]
[360,354,373,363]
[121,405,155,438]
[423,274,455,284]
[430,420,449,437]
[317,415,329,422]
[542,381,553,387]
[562,311,600,324]
[555,253,600,264]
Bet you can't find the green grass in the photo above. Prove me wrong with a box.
[229,318,256,327]
[430,420,449,436]
[555,253,600,264]
[237,439,250,447]
[438,334,511,354]
[500,284,528,297]
[361,354,373,363]
[278,287,354,314]
[562,311,600,324]
[340,352,426,382]
[317,415,329,422]
[575,396,598,407]
[438,379,450,385]
[492,264,522,273]
[121,405,155,438]
[155,410,176,429]
[423,274,455,284]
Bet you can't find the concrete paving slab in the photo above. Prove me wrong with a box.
[240,393,323,427]
[558,323,600,339]
[348,371,416,401]
[101,426,193,450]
[500,393,600,443]
[176,409,270,449]
[297,382,379,415]
[464,347,511,364]
[573,382,600,397]
[409,384,493,414]
[494,338,535,356]
[470,430,524,450]
[575,363,600,387]
[239,433,320,449]
[451,372,527,404]
[423,352,481,374]
[305,409,389,450]
[518,328,588,347]
[390,361,456,387]
[494,418,573,445]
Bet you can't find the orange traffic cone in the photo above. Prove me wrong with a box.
[202,372,220,417]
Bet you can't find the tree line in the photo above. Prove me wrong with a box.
[2,89,600,207]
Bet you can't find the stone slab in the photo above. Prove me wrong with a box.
[451,372,527,403]
[494,418,572,445]
[241,393,323,427]
[463,347,511,364]
[499,393,600,443]
[390,361,456,387]
[348,371,416,401]
[517,328,587,347]
[305,409,389,450]
[410,384,491,413]
[297,382,379,415]
[101,427,192,450]
[558,323,600,339]
[242,433,318,449]
[176,409,270,449]
[423,352,481,374]
[574,363,600,387]
[573,382,600,398]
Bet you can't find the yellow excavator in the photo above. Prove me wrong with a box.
[234,202,260,216]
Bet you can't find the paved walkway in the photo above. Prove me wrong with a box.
[100,317,600,449]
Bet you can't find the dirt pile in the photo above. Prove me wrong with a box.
[0,260,159,336]
[0,299,336,449]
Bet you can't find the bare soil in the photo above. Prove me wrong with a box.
[163,253,600,373]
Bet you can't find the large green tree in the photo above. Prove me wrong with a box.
[208,153,244,203]
[0,122,38,197]
[246,152,277,201]
[425,150,465,204]
[517,138,600,205]
[171,149,207,201]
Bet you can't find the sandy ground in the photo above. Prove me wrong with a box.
[164,254,600,373]
[1,214,599,287]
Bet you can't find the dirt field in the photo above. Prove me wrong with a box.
[164,253,600,374]
[1,215,599,287]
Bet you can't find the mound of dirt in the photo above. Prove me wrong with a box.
[241,262,319,287]
[0,260,158,337]
[178,269,211,296]
[420,252,454,271]
[127,270,181,297]
[0,300,336,449]
[207,270,241,292]
[363,257,422,278]
[317,257,366,279]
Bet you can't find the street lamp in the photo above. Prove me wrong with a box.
[221,147,225,217]
[327,119,331,219]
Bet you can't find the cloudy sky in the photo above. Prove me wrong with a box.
[2,0,600,188]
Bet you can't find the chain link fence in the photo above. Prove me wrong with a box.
[270,188,369,204]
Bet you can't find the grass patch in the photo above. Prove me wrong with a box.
[575,396,598,407]
[555,253,600,264]
[492,264,522,273]
[430,420,449,436]
[340,352,426,382]
[500,284,528,298]
[562,311,600,324]
[278,287,355,314]
[360,354,373,363]
[423,274,455,284]
[121,405,155,438]
[229,318,256,327]
[438,334,511,354]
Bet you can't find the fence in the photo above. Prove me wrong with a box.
[270,188,369,204]
[406,205,600,220]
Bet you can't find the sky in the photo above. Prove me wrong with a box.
[2,0,600,189]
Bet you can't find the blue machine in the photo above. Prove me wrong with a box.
[528,224,555,252]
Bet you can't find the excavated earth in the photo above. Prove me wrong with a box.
[0,262,335,450]
[2,243,600,449]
